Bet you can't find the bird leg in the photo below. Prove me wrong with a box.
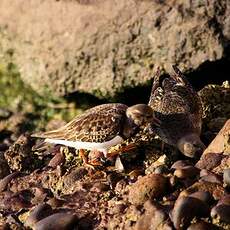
[78,149,96,170]
[106,143,137,158]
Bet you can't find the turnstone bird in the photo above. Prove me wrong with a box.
[32,103,160,162]
[148,66,205,158]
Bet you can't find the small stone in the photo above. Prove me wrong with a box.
[174,166,200,179]
[171,160,191,169]
[211,204,230,224]
[189,191,213,204]
[48,151,65,168]
[200,173,222,185]
[129,174,168,205]
[223,168,230,187]
[0,172,20,192]
[34,212,78,230]
[171,196,210,229]
[154,165,169,174]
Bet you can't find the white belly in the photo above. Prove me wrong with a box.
[45,135,124,156]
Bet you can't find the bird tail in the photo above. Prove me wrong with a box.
[171,65,190,86]
[31,128,65,140]
[149,67,161,105]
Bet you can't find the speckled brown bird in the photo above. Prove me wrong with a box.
[32,103,159,158]
[148,66,205,158]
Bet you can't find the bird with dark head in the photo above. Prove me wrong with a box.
[148,66,205,158]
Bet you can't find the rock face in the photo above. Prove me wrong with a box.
[0,0,229,98]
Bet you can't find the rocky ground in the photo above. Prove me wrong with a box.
[0,82,229,230]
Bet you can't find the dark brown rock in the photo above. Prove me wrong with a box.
[25,203,53,227]
[129,173,168,205]
[174,166,200,179]
[189,191,213,204]
[223,168,230,187]
[0,0,229,98]
[0,172,20,192]
[34,212,78,230]
[171,196,210,229]
[211,204,230,224]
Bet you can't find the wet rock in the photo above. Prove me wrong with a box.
[34,212,78,230]
[189,191,213,204]
[0,172,20,192]
[223,168,230,187]
[25,203,53,227]
[187,221,219,230]
[129,173,168,205]
[0,1,229,98]
[211,204,230,224]
[133,200,172,230]
[171,196,210,229]
[174,166,200,179]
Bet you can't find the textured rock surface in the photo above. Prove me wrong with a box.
[0,0,229,98]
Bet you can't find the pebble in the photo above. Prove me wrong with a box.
[48,151,65,168]
[171,160,191,169]
[171,196,210,229]
[154,165,169,174]
[129,174,168,205]
[211,204,230,224]
[34,212,78,230]
[174,166,200,179]
[25,203,53,227]
[0,172,20,192]
[189,191,213,204]
[200,173,222,184]
[223,168,230,187]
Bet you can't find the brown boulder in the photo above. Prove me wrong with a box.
[0,0,229,98]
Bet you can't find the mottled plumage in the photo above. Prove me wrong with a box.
[148,66,205,157]
[32,103,157,156]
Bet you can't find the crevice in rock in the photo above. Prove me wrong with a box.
[64,57,229,106]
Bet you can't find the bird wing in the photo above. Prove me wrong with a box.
[32,103,128,143]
